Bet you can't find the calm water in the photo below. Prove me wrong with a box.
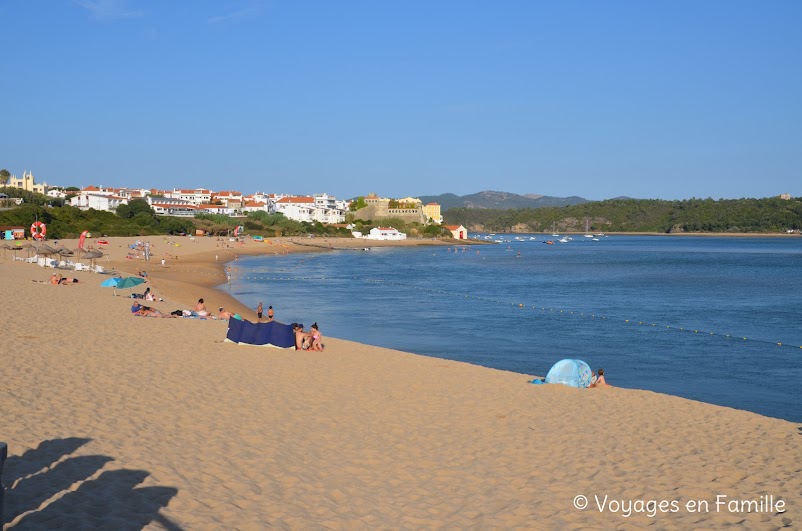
[224,235,802,422]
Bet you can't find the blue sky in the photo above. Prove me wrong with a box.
[1,0,800,201]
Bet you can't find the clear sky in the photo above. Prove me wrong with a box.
[1,0,800,201]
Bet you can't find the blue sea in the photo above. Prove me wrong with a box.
[224,235,802,423]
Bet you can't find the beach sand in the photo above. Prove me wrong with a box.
[1,236,799,529]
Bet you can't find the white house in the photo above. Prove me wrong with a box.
[197,204,237,216]
[443,224,468,239]
[46,188,68,199]
[242,201,270,213]
[150,202,198,217]
[70,193,129,211]
[165,188,212,205]
[366,227,407,240]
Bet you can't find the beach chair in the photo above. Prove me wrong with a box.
[74,263,88,272]
[1,441,7,525]
[94,265,105,274]
[25,255,38,263]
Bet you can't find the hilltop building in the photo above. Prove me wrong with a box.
[422,202,442,224]
[7,171,47,194]
[352,193,428,224]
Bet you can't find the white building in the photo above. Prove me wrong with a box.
[197,204,237,216]
[272,195,346,224]
[70,193,129,211]
[165,188,212,205]
[365,227,407,240]
[242,201,270,213]
[147,196,197,216]
[46,188,68,199]
[150,202,198,217]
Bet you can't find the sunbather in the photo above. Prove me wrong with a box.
[194,298,208,317]
[131,301,173,318]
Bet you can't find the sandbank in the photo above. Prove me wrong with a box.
[0,236,799,528]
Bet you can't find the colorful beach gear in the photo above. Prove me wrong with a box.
[543,359,594,388]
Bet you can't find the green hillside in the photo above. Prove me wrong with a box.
[444,197,802,234]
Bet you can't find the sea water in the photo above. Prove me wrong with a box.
[226,235,802,422]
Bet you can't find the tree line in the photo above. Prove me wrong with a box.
[443,197,802,234]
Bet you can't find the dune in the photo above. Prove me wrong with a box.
[0,236,798,528]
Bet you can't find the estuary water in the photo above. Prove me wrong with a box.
[226,235,802,422]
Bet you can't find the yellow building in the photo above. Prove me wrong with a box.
[8,171,47,194]
[423,202,442,224]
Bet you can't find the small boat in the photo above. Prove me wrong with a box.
[544,240,555,245]
[558,237,569,243]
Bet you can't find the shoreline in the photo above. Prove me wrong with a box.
[1,235,800,527]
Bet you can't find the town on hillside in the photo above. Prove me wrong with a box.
[0,170,461,240]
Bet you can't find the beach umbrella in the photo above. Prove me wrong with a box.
[81,249,105,270]
[33,243,57,256]
[113,276,145,296]
[100,277,122,288]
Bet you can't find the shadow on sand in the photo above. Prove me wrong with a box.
[2,437,181,530]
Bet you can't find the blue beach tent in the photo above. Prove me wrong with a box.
[543,359,594,388]
[225,318,295,349]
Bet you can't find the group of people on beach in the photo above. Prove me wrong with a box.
[589,368,609,387]
[256,301,274,322]
[292,323,324,351]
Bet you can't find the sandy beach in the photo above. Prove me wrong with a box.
[1,235,799,529]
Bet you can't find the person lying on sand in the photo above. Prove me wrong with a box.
[51,274,79,285]
[131,301,174,318]
[218,307,233,320]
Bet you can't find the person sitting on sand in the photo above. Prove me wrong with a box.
[293,323,311,351]
[310,323,324,351]
[50,273,60,285]
[590,368,609,387]
[218,307,233,320]
[194,298,208,317]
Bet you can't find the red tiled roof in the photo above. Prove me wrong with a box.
[277,196,315,204]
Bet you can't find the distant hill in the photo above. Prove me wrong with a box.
[419,191,589,210]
